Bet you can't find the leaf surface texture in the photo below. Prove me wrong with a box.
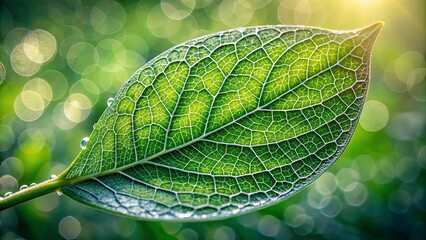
[60,23,382,220]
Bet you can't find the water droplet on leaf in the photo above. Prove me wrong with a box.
[20,185,28,191]
[80,137,89,149]
[107,97,114,107]
[50,174,57,180]
[57,190,63,196]
[30,183,37,187]
[4,192,13,197]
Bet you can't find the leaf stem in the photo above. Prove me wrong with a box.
[0,178,70,210]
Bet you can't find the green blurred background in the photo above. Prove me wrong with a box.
[0,0,424,239]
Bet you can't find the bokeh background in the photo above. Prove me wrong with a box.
[0,0,424,239]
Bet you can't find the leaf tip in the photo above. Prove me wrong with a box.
[372,21,385,28]
[358,21,384,37]
[355,21,384,50]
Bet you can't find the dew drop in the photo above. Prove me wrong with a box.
[80,137,89,149]
[56,190,63,196]
[30,183,37,187]
[0,197,3,200]
[107,97,114,107]
[4,192,13,197]
[50,174,57,180]
[20,185,28,191]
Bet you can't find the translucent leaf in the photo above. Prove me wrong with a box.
[59,23,383,220]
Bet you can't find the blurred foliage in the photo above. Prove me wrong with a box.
[0,0,424,239]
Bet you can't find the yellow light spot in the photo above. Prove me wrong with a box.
[351,0,376,5]
[23,43,44,63]
[21,90,44,111]
[160,0,195,20]
[14,91,44,122]
[394,51,425,84]
[10,44,41,76]
[23,29,57,64]
[64,93,92,123]
[52,103,77,129]
[23,78,53,107]
[360,100,389,132]
[4,28,30,54]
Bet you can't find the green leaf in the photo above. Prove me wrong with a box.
[57,22,383,220]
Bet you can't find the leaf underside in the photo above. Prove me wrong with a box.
[60,23,382,220]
